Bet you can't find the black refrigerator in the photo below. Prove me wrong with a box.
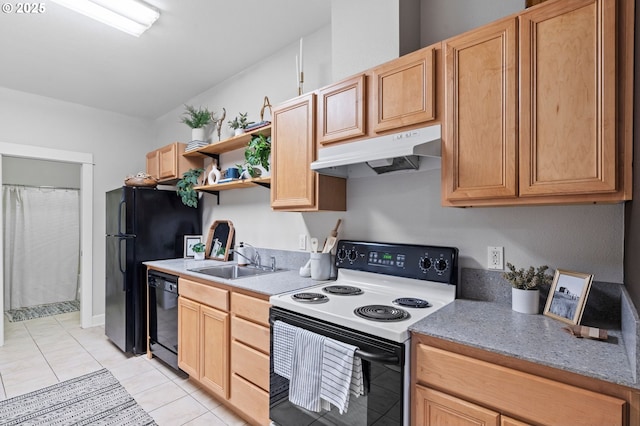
[105,186,201,354]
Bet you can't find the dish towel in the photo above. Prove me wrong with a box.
[272,320,297,379]
[289,327,326,412]
[320,338,364,414]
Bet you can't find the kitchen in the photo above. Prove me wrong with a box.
[0,0,638,425]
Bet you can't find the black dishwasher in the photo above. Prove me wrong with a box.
[148,270,183,373]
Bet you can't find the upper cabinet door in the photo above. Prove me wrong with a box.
[271,94,317,210]
[158,143,179,180]
[372,46,436,133]
[443,18,518,202]
[519,0,617,196]
[317,74,366,145]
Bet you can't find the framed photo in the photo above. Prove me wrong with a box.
[183,235,202,258]
[543,269,593,325]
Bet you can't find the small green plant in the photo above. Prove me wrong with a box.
[176,168,204,208]
[502,262,553,290]
[227,112,253,130]
[236,133,271,178]
[192,242,206,253]
[181,105,213,129]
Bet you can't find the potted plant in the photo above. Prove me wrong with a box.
[237,134,271,178]
[181,105,213,142]
[227,112,253,136]
[176,168,204,208]
[192,242,206,260]
[502,262,553,314]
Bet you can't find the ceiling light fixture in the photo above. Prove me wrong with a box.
[50,0,159,37]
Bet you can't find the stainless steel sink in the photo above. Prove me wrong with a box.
[188,264,287,280]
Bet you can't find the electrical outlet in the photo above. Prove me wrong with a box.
[488,246,504,270]
[298,234,307,251]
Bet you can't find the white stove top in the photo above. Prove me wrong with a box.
[269,269,456,343]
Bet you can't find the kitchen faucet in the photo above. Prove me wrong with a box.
[232,244,276,271]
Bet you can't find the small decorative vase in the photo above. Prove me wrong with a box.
[192,127,205,142]
[208,165,221,185]
[234,128,245,136]
[194,252,205,260]
[511,288,540,314]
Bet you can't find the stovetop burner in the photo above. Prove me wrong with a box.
[354,305,410,322]
[393,297,431,308]
[323,285,363,295]
[291,292,329,303]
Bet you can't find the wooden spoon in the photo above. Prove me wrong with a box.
[322,219,342,253]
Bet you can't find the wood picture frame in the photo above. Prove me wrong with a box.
[183,235,202,258]
[543,269,593,325]
[205,220,234,261]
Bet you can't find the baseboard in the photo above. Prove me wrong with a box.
[90,313,105,327]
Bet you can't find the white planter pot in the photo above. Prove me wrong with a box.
[511,288,540,314]
[234,128,245,136]
[192,127,205,142]
[193,252,205,261]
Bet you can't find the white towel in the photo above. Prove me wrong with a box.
[289,328,326,412]
[320,339,363,414]
[272,320,296,379]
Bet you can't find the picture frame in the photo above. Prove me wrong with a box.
[543,269,593,325]
[183,235,203,258]
[205,220,235,261]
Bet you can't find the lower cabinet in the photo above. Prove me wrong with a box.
[177,278,230,399]
[229,292,271,425]
[412,339,629,426]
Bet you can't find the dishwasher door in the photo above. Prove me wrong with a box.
[148,270,182,373]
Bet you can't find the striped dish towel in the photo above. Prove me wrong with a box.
[289,328,326,412]
[272,320,296,379]
[320,339,363,414]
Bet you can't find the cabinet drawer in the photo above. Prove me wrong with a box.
[231,340,269,391]
[231,316,269,354]
[415,344,624,426]
[230,292,269,326]
[179,278,228,311]
[230,373,269,426]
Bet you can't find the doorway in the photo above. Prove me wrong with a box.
[0,142,93,346]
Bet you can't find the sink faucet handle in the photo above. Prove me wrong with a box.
[270,256,276,271]
[253,251,261,267]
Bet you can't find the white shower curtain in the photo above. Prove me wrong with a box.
[3,185,80,310]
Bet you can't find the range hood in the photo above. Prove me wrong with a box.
[310,124,441,177]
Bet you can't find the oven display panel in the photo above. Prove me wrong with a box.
[368,251,405,268]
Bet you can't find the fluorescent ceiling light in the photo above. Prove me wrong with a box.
[51,0,159,37]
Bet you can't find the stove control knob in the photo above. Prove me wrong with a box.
[419,257,432,271]
[336,248,347,261]
[435,258,448,272]
[347,249,358,262]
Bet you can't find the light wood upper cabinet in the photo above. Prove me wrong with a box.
[271,93,346,212]
[146,142,203,184]
[519,0,616,197]
[442,0,632,206]
[372,46,436,133]
[317,74,366,145]
[443,17,518,202]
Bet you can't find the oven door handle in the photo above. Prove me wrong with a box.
[354,349,398,364]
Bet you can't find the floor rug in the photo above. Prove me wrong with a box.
[0,368,157,426]
[4,300,80,322]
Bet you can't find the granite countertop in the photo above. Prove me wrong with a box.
[410,299,637,390]
[144,258,322,296]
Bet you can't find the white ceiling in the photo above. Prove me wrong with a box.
[0,0,331,119]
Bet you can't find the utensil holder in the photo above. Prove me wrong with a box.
[310,252,331,280]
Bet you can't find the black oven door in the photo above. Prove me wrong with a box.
[269,307,406,426]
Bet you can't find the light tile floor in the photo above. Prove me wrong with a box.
[0,311,248,426]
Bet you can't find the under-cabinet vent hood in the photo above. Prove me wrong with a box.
[310,124,441,177]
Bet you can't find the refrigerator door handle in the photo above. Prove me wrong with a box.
[118,199,126,235]
[118,237,127,290]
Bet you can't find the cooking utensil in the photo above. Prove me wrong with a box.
[321,219,342,253]
[310,237,319,253]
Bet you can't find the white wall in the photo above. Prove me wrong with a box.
[151,0,624,284]
[0,87,153,317]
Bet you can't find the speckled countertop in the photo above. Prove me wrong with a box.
[144,258,322,296]
[410,299,637,390]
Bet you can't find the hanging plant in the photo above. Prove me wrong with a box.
[245,133,271,171]
[176,168,204,208]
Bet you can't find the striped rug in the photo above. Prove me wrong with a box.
[0,369,156,425]
[4,300,80,322]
